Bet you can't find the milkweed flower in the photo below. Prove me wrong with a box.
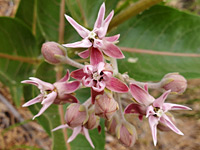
[125,83,191,146]
[71,62,129,103]
[63,3,124,59]
[21,70,80,119]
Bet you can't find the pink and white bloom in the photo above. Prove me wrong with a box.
[63,3,124,59]
[52,124,95,149]
[21,70,80,119]
[71,62,129,103]
[125,83,191,146]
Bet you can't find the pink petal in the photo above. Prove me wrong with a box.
[153,90,171,108]
[65,14,90,38]
[51,124,69,132]
[41,91,57,104]
[97,62,105,74]
[70,69,86,80]
[102,71,113,81]
[22,94,43,107]
[82,76,94,87]
[32,92,57,120]
[62,81,80,94]
[63,39,92,48]
[67,126,82,143]
[106,77,128,93]
[146,105,155,118]
[144,84,148,92]
[148,116,159,146]
[104,34,120,42]
[54,94,79,104]
[129,83,155,106]
[78,49,90,59]
[83,127,95,149]
[92,81,106,92]
[90,47,104,66]
[102,42,124,59]
[58,70,70,82]
[160,114,184,135]
[124,103,147,118]
[163,103,192,111]
[91,88,104,104]
[94,2,105,29]
[98,10,114,38]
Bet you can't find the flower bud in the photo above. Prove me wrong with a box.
[116,121,137,147]
[65,103,88,128]
[41,42,66,64]
[105,115,118,134]
[160,72,187,94]
[95,94,119,120]
[84,108,100,130]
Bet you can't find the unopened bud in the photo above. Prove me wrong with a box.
[160,72,187,94]
[65,103,88,128]
[84,108,100,130]
[95,94,119,120]
[116,121,137,147]
[105,115,118,134]
[41,42,66,64]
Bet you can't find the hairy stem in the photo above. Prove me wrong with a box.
[58,0,65,44]
[126,79,161,89]
[62,56,84,68]
[108,0,162,31]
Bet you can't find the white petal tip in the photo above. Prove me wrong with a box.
[22,104,27,107]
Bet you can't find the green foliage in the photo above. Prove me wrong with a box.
[114,5,200,81]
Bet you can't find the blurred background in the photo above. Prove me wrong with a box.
[0,0,200,150]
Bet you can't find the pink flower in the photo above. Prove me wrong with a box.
[71,62,129,103]
[21,70,80,119]
[125,83,191,146]
[63,3,124,59]
[52,125,95,149]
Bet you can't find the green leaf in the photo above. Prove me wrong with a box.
[36,0,80,43]
[111,5,200,81]
[0,17,38,106]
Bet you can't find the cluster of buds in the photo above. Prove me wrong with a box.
[21,2,191,149]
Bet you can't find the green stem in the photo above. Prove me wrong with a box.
[108,0,163,31]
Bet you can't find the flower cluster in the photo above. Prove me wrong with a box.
[21,3,191,148]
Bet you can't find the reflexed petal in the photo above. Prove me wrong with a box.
[129,84,155,106]
[83,127,95,149]
[102,42,124,59]
[58,70,70,82]
[124,103,147,120]
[22,94,43,107]
[54,94,79,104]
[163,103,192,111]
[90,47,104,66]
[148,116,159,146]
[78,49,90,59]
[160,114,184,135]
[67,126,82,143]
[91,88,104,104]
[32,98,55,120]
[65,15,90,38]
[63,39,92,48]
[70,69,86,80]
[41,91,57,104]
[104,34,120,42]
[61,81,80,94]
[106,77,129,93]
[94,2,105,29]
[153,90,171,108]
[98,10,114,38]
[92,81,106,92]
[52,124,69,132]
